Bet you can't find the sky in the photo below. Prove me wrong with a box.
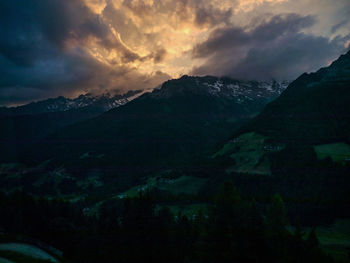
[0,0,349,106]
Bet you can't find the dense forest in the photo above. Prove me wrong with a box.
[0,183,343,263]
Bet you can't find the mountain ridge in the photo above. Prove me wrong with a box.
[19,75,289,194]
[234,49,350,145]
[0,90,145,116]
[212,49,350,176]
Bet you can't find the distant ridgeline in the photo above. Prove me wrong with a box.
[0,76,289,199]
[0,90,144,116]
[0,90,144,162]
[20,77,287,177]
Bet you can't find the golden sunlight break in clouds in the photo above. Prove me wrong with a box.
[81,0,290,78]
[1,0,349,105]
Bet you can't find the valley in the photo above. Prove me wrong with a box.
[1,52,350,263]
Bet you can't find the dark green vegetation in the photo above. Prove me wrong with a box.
[30,77,283,168]
[0,91,143,162]
[314,143,350,164]
[0,187,340,263]
[211,50,350,222]
[12,76,285,196]
[207,51,350,257]
[237,51,350,145]
[200,50,350,261]
[1,52,350,262]
[0,109,103,162]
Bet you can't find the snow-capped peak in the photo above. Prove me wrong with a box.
[2,90,145,116]
[149,75,290,104]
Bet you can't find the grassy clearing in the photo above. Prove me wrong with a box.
[288,220,350,262]
[212,141,237,158]
[119,175,208,198]
[314,143,350,164]
[156,176,208,195]
[85,175,208,216]
[214,132,284,175]
[157,203,208,218]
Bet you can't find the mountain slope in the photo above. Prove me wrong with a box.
[207,52,350,225]
[0,90,145,162]
[237,50,350,145]
[213,50,350,175]
[0,90,144,116]
[26,76,288,178]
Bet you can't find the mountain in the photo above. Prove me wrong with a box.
[0,90,144,116]
[0,90,146,162]
[149,76,288,101]
[207,52,350,225]
[22,76,288,191]
[213,50,350,175]
[237,50,350,145]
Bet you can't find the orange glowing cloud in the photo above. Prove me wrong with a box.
[78,0,297,79]
[2,0,349,105]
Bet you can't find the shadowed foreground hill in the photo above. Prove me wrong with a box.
[210,51,350,225]
[237,50,350,145]
[213,50,350,176]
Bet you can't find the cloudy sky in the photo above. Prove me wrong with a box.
[1,0,349,106]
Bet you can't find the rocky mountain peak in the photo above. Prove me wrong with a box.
[0,90,144,116]
[148,75,289,104]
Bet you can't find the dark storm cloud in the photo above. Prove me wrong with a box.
[192,13,350,80]
[1,0,349,105]
[0,47,170,105]
[0,0,169,105]
[192,2,233,28]
[331,20,350,34]
[0,1,51,67]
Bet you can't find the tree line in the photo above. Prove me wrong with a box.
[0,183,338,263]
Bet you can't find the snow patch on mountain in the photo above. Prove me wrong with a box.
[199,78,289,103]
[150,76,290,103]
[1,90,145,115]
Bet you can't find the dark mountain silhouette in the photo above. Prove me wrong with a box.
[0,90,144,162]
[0,90,144,116]
[25,76,287,177]
[236,50,350,145]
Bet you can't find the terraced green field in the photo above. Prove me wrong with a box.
[213,132,284,175]
[314,143,350,164]
[119,175,208,198]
